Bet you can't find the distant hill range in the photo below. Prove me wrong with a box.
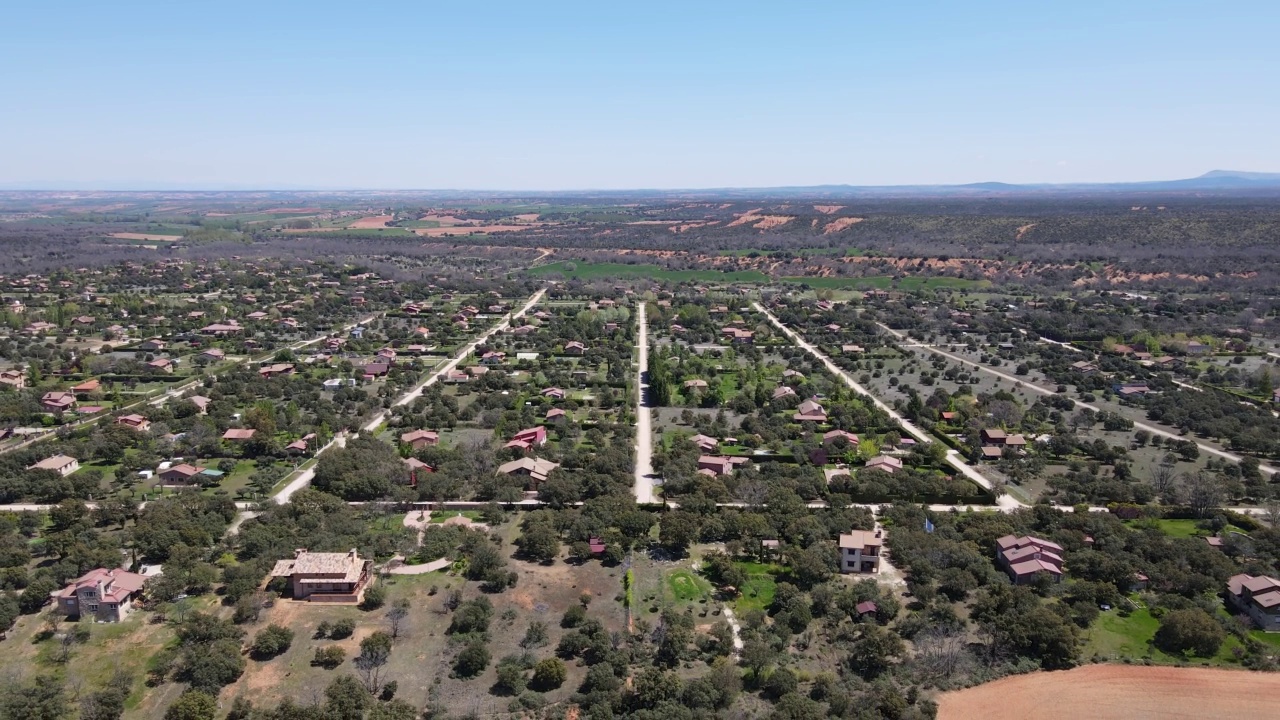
[4,170,1280,198]
[690,170,1280,199]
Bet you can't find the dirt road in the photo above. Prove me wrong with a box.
[634,302,658,504]
[753,302,1020,510]
[879,322,1277,477]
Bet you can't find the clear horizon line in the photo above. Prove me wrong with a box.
[1,169,1278,194]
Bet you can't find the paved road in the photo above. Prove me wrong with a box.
[634,302,658,504]
[879,322,1278,477]
[753,303,1022,510]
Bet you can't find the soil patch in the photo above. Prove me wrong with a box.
[936,665,1280,720]
[823,217,865,235]
[349,215,395,229]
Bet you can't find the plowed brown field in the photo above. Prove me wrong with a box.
[937,665,1280,720]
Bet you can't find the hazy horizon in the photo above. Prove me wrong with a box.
[3,1,1278,190]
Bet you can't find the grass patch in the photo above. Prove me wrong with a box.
[1084,606,1245,666]
[1125,518,1247,539]
[732,562,781,613]
[665,569,712,603]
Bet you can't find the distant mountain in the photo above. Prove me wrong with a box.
[1198,170,1280,181]
[3,171,1280,198]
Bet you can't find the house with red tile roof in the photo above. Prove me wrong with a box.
[41,391,77,413]
[1227,574,1280,632]
[117,414,150,431]
[839,529,883,574]
[793,398,827,422]
[270,549,372,602]
[400,429,440,450]
[57,568,148,622]
[996,535,1064,584]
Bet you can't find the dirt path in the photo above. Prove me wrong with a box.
[754,303,1018,509]
[634,302,658,504]
[937,665,1280,720]
[720,606,744,658]
[386,557,450,575]
[878,322,1278,478]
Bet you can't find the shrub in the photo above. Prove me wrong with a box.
[453,641,491,678]
[561,604,586,628]
[250,625,294,660]
[312,646,346,669]
[330,618,356,639]
[530,658,566,691]
[360,585,386,611]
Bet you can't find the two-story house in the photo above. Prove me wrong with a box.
[1227,574,1280,631]
[56,568,148,622]
[270,549,373,602]
[839,529,884,574]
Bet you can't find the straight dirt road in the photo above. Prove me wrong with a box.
[753,302,1022,510]
[634,301,658,504]
[275,287,548,501]
[359,288,546,434]
[877,322,1278,478]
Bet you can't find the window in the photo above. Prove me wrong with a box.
[87,604,98,612]
[107,603,117,609]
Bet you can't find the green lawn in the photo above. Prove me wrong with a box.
[732,562,781,613]
[1084,606,1245,666]
[1125,518,1247,539]
[665,569,713,603]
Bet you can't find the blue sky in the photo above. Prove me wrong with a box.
[2,1,1277,189]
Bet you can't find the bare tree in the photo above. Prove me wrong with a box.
[386,599,410,639]
[1151,464,1178,503]
[1181,470,1223,518]
[913,627,971,680]
[1263,496,1280,530]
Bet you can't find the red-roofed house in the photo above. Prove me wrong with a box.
[995,535,1064,584]
[57,568,149,622]
[117,414,150,431]
[511,426,547,447]
[223,428,256,442]
[1227,574,1280,631]
[400,429,440,450]
[697,455,735,476]
[793,398,827,422]
[41,391,77,413]
[839,529,884,574]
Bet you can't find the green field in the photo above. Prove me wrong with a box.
[665,568,713,603]
[1125,518,1247,539]
[528,261,769,283]
[732,562,781,613]
[1083,605,1245,666]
